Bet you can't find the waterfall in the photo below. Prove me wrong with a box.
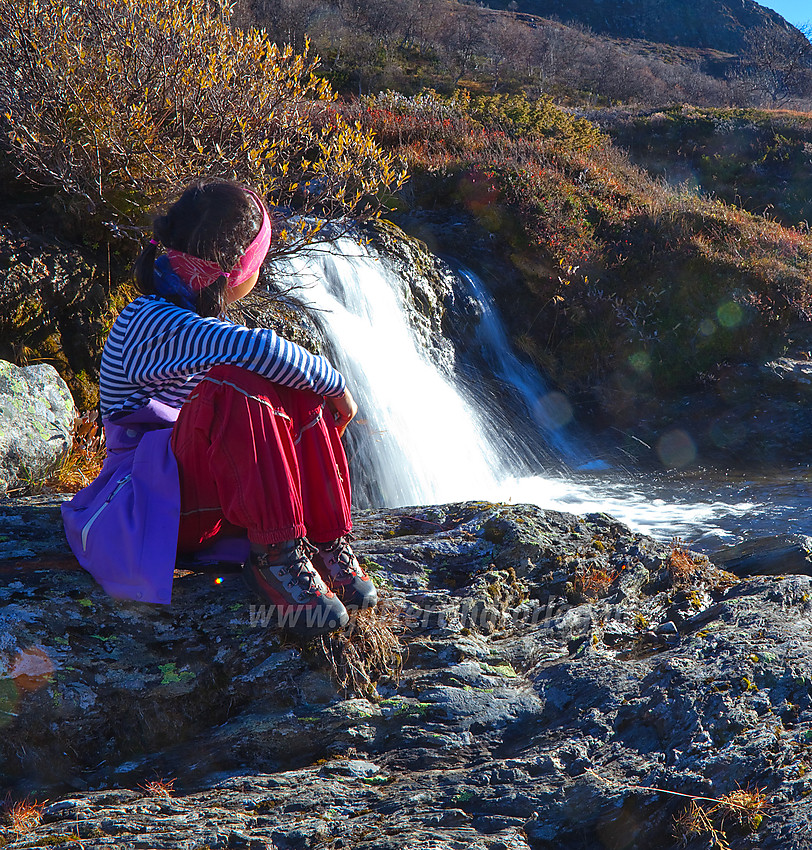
[272,238,507,508]
[451,265,582,465]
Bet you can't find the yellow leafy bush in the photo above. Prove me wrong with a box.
[467,93,605,151]
[0,0,406,248]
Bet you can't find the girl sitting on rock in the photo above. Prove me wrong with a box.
[62,179,376,636]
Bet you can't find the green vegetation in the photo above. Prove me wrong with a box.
[158,663,196,685]
[603,106,812,226]
[0,0,811,436]
[480,661,518,678]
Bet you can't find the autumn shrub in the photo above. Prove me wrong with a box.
[343,90,604,169]
[0,0,406,249]
[348,90,473,146]
[466,93,604,151]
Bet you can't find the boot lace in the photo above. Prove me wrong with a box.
[319,535,359,579]
[267,539,323,597]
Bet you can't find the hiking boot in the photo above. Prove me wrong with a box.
[243,539,349,636]
[312,536,378,610]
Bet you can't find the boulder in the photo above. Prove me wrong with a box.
[0,360,76,495]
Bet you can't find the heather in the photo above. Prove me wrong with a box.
[340,90,812,407]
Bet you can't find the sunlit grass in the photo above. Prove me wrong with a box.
[46,410,106,494]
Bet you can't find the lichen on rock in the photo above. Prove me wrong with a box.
[0,360,76,495]
[2,498,812,847]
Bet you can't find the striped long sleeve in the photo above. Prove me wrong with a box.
[100,295,345,418]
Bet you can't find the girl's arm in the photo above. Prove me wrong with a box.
[120,297,346,399]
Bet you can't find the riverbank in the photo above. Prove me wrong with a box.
[2,497,812,848]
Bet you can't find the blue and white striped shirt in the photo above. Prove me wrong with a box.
[100,295,346,418]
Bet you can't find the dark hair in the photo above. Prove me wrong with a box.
[134,179,263,317]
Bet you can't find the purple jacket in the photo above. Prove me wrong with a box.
[61,401,181,604]
[62,401,252,604]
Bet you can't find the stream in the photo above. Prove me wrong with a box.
[272,238,812,554]
[500,467,812,551]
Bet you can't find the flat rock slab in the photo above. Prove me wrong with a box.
[0,494,75,568]
[2,499,812,849]
[713,533,812,576]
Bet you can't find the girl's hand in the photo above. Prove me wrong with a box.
[327,388,357,438]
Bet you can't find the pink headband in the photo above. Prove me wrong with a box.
[166,188,272,292]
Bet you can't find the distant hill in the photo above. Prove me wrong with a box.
[482,0,798,55]
[241,0,811,108]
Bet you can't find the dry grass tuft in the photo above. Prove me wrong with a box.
[46,410,107,493]
[667,538,704,586]
[139,777,176,798]
[589,769,769,848]
[674,785,768,847]
[674,799,731,849]
[574,563,621,599]
[316,598,406,698]
[3,798,45,837]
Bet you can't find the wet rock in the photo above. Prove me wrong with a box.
[2,499,812,848]
[0,360,76,496]
[713,534,812,577]
[364,219,467,373]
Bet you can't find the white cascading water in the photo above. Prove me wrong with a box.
[453,266,579,462]
[271,238,763,546]
[273,238,504,507]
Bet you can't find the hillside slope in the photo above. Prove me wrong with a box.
[590,105,812,227]
[482,0,797,53]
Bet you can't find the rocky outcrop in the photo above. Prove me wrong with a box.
[713,533,812,577]
[0,361,75,496]
[2,498,812,848]
[0,225,109,410]
[363,219,466,373]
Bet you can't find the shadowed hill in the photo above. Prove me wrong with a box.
[481,0,800,54]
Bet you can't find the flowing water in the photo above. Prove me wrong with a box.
[272,239,812,553]
[275,240,503,507]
